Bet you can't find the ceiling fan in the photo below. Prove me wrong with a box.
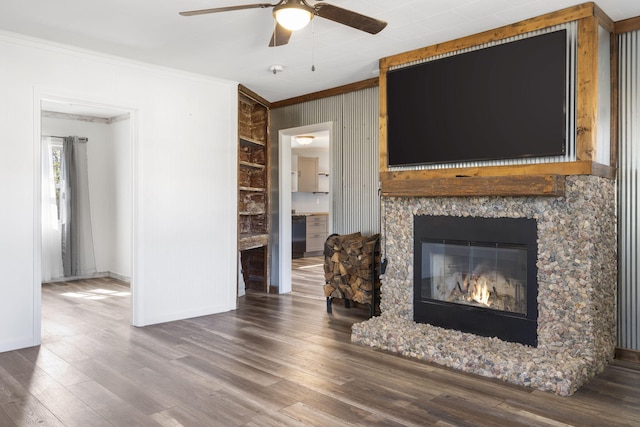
[179,0,387,47]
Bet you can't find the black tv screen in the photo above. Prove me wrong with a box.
[386,29,567,167]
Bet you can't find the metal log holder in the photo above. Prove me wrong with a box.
[324,233,381,317]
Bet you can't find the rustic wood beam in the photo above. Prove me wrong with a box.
[380,161,614,197]
[595,0,617,173]
[610,30,619,167]
[271,78,379,109]
[576,15,599,163]
[378,64,388,176]
[381,161,601,180]
[379,3,596,71]
[239,84,272,108]
[615,15,640,34]
[593,3,615,32]
[380,175,565,198]
[591,162,616,179]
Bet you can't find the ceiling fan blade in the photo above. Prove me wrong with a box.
[313,3,387,34]
[179,3,275,17]
[269,23,292,47]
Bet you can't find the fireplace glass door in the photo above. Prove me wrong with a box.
[421,241,527,315]
[413,215,538,346]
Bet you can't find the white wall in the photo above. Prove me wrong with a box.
[292,191,330,214]
[0,31,238,352]
[41,116,132,279]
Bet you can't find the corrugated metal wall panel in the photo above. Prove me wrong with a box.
[618,29,640,350]
[271,88,380,236]
[270,88,381,286]
[342,88,380,235]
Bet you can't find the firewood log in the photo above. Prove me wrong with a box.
[338,262,348,276]
[324,284,336,297]
[359,280,373,291]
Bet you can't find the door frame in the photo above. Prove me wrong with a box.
[33,91,138,343]
[278,122,332,293]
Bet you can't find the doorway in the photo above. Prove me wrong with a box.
[278,122,332,294]
[38,97,135,337]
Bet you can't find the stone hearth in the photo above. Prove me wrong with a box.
[351,175,616,395]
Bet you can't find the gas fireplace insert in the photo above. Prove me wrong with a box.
[414,216,538,346]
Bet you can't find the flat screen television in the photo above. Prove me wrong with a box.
[386,29,567,167]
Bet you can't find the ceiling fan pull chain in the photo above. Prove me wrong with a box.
[274,18,279,49]
[311,19,316,72]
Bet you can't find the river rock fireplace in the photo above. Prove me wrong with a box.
[351,176,616,395]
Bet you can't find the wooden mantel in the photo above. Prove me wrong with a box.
[379,2,617,198]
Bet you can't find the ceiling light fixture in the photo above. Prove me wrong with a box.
[295,135,314,145]
[273,0,314,31]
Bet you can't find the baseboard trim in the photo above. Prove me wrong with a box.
[615,347,640,364]
[108,272,131,283]
[44,272,108,283]
[43,271,130,284]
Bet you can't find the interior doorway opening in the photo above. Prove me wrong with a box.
[278,122,332,294]
[38,97,135,337]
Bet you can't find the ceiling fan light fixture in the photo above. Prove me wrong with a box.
[295,135,314,145]
[273,1,314,31]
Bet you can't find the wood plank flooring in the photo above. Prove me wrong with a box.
[0,273,639,426]
[290,256,325,300]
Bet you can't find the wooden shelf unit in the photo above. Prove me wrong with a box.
[238,86,271,293]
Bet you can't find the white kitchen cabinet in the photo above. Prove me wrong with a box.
[306,214,327,253]
[297,156,319,192]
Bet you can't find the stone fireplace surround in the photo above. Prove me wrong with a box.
[351,176,616,395]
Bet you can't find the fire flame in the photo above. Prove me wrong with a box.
[471,278,491,306]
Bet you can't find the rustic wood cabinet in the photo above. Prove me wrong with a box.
[238,87,270,293]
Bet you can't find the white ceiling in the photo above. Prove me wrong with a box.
[1,0,639,104]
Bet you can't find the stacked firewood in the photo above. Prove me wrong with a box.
[323,232,381,308]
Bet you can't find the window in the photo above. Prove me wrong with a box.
[50,140,63,220]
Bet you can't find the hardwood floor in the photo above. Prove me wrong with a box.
[0,275,639,426]
[291,256,325,300]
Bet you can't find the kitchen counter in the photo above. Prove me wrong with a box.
[292,212,328,216]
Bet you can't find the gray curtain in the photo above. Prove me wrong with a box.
[61,136,96,277]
